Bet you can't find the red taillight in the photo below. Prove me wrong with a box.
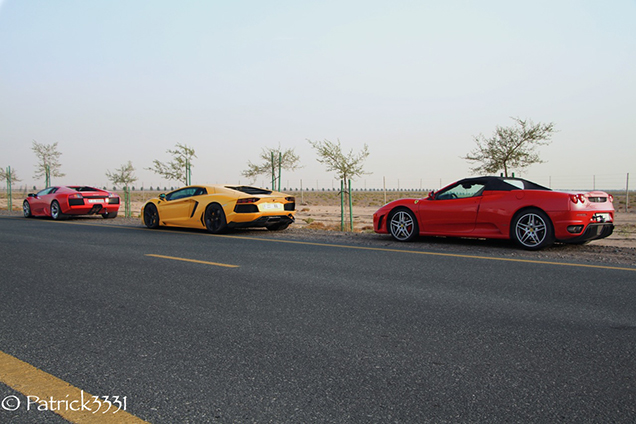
[236,197,259,204]
[69,193,83,199]
[570,194,586,204]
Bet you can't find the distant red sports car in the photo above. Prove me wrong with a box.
[23,186,121,220]
[373,176,615,250]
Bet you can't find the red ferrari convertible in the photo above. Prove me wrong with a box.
[23,186,121,220]
[373,176,615,250]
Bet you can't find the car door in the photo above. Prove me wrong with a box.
[30,187,58,215]
[159,187,204,225]
[417,182,485,234]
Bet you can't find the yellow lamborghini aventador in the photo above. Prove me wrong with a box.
[141,185,296,233]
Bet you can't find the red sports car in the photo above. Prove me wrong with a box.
[373,176,615,250]
[23,186,121,220]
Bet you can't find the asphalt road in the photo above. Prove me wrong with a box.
[1,216,635,423]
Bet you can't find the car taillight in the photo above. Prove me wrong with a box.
[570,194,586,204]
[69,193,83,199]
[236,198,259,204]
[285,197,295,202]
[609,194,614,203]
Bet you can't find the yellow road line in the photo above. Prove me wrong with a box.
[145,253,239,268]
[8,217,635,272]
[0,350,149,423]
[215,234,636,272]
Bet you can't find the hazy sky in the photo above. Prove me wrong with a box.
[1,0,634,191]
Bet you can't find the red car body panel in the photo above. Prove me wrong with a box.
[24,186,120,218]
[373,177,614,248]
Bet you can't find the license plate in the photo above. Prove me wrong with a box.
[259,203,284,212]
[88,199,104,203]
[593,213,612,223]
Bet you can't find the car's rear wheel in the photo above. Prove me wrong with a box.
[511,208,554,250]
[388,208,419,241]
[102,211,118,219]
[23,200,32,218]
[204,203,227,234]
[143,204,160,228]
[50,200,65,220]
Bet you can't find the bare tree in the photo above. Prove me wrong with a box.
[242,146,301,189]
[308,139,370,231]
[1,166,21,211]
[463,117,556,177]
[0,167,21,184]
[106,161,137,189]
[307,139,370,182]
[147,143,196,185]
[32,140,65,186]
[106,161,137,217]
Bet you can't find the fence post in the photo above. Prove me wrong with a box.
[6,166,12,211]
[626,173,630,213]
[278,152,282,191]
[348,179,353,231]
[383,176,386,204]
[340,179,344,231]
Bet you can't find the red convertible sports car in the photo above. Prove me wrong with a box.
[373,176,615,250]
[23,186,121,220]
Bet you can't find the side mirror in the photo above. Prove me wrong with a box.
[159,193,166,201]
[428,191,435,199]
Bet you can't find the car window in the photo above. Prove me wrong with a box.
[436,183,485,200]
[166,187,206,201]
[37,187,57,196]
[502,179,524,190]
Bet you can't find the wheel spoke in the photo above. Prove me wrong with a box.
[516,213,547,247]
[390,211,415,241]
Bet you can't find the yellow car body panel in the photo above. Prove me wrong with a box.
[141,185,296,233]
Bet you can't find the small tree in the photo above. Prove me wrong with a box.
[106,161,137,217]
[242,146,301,190]
[32,140,65,186]
[463,117,556,177]
[1,166,21,211]
[308,139,370,231]
[147,143,196,185]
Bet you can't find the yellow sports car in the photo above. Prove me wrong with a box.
[141,185,296,233]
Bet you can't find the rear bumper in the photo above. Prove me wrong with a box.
[228,214,295,229]
[560,223,614,244]
[64,204,120,215]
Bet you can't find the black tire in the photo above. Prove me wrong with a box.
[102,211,118,219]
[204,203,227,234]
[23,200,32,218]
[50,200,65,220]
[511,208,554,250]
[388,208,419,242]
[267,222,291,231]
[143,204,160,229]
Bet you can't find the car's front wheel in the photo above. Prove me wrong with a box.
[204,203,227,234]
[143,204,160,228]
[50,200,65,220]
[388,208,419,241]
[511,208,554,250]
[23,200,32,218]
